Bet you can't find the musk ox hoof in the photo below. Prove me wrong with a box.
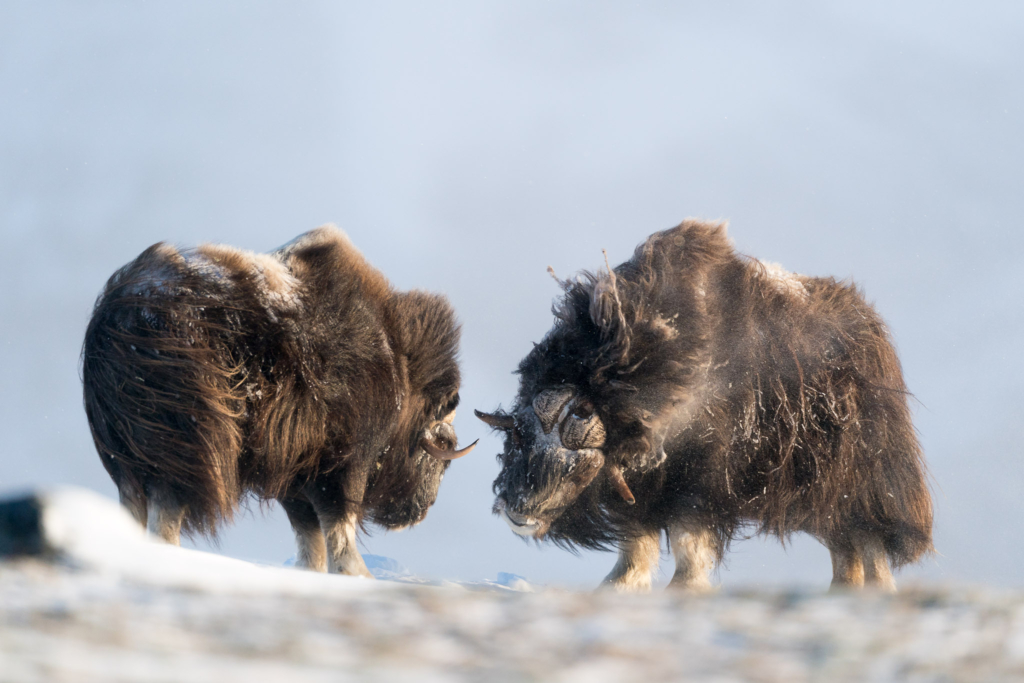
[828,579,897,595]
[598,578,653,594]
[350,567,375,580]
[665,577,716,594]
[330,558,374,579]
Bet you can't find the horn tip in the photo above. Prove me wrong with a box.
[474,409,515,430]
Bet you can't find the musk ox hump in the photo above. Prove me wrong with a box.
[194,243,300,312]
[756,259,809,301]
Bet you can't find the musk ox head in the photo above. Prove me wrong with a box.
[371,392,468,530]
[479,222,733,543]
[365,290,477,530]
[478,386,620,538]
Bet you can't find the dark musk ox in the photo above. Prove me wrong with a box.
[478,219,932,592]
[83,226,476,577]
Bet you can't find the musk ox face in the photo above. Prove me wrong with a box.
[485,386,611,538]
[371,394,466,529]
[364,293,476,532]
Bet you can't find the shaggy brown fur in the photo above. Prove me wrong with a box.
[82,226,469,575]
[483,219,932,590]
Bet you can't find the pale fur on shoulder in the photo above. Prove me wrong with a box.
[754,259,809,301]
[195,243,300,315]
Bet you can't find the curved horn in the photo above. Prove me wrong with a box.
[533,387,575,434]
[560,406,607,450]
[421,437,479,461]
[606,464,636,505]
[474,409,515,430]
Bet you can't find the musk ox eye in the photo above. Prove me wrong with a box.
[532,387,575,434]
[571,402,593,420]
[437,394,459,420]
[559,404,606,450]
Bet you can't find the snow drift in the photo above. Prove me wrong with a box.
[1,487,1022,682]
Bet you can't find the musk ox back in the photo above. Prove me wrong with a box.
[478,219,932,592]
[83,226,475,576]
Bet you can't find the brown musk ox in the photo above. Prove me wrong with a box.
[82,225,476,576]
[478,219,932,592]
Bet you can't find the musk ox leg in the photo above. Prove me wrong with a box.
[854,533,897,592]
[145,488,184,546]
[319,511,372,578]
[305,468,373,578]
[279,497,327,572]
[667,523,717,592]
[827,539,865,589]
[600,530,661,593]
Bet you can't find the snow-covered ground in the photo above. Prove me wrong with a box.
[2,489,1022,682]
[4,559,1023,682]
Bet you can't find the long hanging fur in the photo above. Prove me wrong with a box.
[83,226,464,538]
[493,219,933,569]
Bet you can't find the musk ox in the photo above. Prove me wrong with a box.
[82,226,476,576]
[478,219,932,592]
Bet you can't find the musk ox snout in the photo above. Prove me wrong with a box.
[494,499,545,537]
[484,400,607,537]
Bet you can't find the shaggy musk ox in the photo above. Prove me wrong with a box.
[478,220,932,592]
[82,226,476,576]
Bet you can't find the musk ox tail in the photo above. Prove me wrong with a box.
[81,244,247,537]
[833,301,934,570]
[870,441,934,569]
[855,308,934,569]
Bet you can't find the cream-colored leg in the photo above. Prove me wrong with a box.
[667,523,716,592]
[146,490,183,546]
[829,543,865,590]
[295,526,328,572]
[600,530,661,593]
[322,511,372,578]
[280,498,327,572]
[856,534,896,592]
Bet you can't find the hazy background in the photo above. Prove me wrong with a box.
[2,1,1021,589]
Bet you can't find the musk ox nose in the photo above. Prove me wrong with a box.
[504,507,530,525]
[497,500,543,537]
